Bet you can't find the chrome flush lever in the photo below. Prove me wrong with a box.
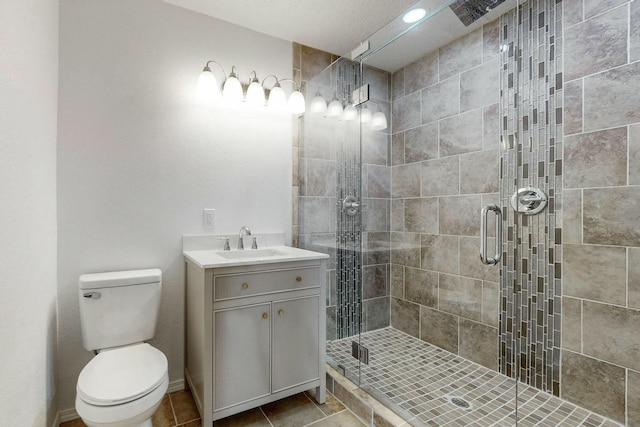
[480,204,502,266]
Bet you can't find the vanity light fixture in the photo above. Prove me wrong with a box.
[310,91,328,114]
[222,66,243,103]
[245,71,266,106]
[342,104,358,121]
[197,61,305,113]
[326,95,344,118]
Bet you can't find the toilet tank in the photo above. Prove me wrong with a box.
[78,269,162,351]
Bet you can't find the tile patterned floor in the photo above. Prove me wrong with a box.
[327,327,623,427]
[60,388,367,427]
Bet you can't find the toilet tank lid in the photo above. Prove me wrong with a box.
[79,269,162,289]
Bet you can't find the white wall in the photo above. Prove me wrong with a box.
[0,0,59,426]
[57,0,293,412]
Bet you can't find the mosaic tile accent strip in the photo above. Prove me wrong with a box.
[498,0,563,396]
[328,328,621,426]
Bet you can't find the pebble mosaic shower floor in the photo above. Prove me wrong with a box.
[327,328,622,427]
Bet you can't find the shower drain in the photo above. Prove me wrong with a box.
[447,395,472,410]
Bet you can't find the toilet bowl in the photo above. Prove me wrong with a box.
[75,269,168,427]
[75,343,169,427]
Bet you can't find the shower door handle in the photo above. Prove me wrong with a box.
[480,204,502,266]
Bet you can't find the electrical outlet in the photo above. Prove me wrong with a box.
[203,209,215,228]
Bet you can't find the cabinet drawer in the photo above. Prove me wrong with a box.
[214,268,319,300]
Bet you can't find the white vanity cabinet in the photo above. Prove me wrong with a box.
[184,253,327,426]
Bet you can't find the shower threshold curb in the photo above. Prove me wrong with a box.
[326,363,409,427]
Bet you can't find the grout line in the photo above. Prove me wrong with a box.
[259,406,275,427]
[168,392,179,427]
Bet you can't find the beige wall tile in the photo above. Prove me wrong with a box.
[584,61,640,131]
[584,0,628,19]
[421,234,459,275]
[391,163,421,198]
[420,306,459,353]
[390,264,404,299]
[564,243,627,305]
[563,189,582,244]
[460,60,499,113]
[459,149,499,194]
[564,6,627,82]
[404,267,438,307]
[404,198,438,234]
[564,79,583,135]
[391,232,421,268]
[458,319,498,369]
[562,297,582,352]
[481,280,499,327]
[405,122,438,163]
[301,45,332,83]
[629,248,640,309]
[629,369,640,426]
[584,187,640,247]
[404,51,438,95]
[629,123,640,185]
[392,92,421,133]
[483,103,500,150]
[459,236,500,282]
[439,28,483,80]
[391,132,404,166]
[439,109,484,157]
[632,0,640,62]
[421,156,459,197]
[562,350,626,423]
[439,195,482,236]
[583,301,640,371]
[439,273,482,321]
[392,68,404,101]
[420,76,460,124]
[564,127,627,189]
[482,19,500,62]
[391,297,420,338]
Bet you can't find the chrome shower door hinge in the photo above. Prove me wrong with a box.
[352,84,369,106]
[351,341,369,364]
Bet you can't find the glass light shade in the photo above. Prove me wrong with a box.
[342,104,357,121]
[246,80,266,106]
[222,75,243,103]
[360,107,372,124]
[196,69,221,103]
[267,85,287,111]
[327,100,343,118]
[310,95,327,114]
[371,112,388,130]
[288,90,306,114]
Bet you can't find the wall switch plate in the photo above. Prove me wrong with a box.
[203,209,215,228]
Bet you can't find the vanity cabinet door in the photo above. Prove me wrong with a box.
[214,303,271,411]
[272,296,320,393]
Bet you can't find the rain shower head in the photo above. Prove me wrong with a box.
[449,0,506,26]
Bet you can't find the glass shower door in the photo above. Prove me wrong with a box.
[297,56,366,386]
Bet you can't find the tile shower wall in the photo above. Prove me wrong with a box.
[562,0,640,423]
[294,43,393,340]
[389,22,502,371]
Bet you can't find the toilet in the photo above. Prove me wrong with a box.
[75,269,169,427]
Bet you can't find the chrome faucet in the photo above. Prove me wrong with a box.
[238,226,252,250]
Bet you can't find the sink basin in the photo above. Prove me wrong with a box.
[217,248,288,259]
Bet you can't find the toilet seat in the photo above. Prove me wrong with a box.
[77,343,167,406]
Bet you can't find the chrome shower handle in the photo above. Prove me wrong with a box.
[480,204,502,266]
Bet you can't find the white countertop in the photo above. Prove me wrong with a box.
[183,245,329,269]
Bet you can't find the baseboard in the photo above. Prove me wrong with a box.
[51,412,60,427]
[167,378,185,394]
[57,378,186,425]
[58,407,78,424]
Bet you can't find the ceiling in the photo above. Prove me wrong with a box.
[164,0,517,72]
[163,0,417,57]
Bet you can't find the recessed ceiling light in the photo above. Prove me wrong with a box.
[402,8,427,24]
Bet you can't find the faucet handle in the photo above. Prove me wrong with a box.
[217,237,231,251]
[251,237,258,249]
